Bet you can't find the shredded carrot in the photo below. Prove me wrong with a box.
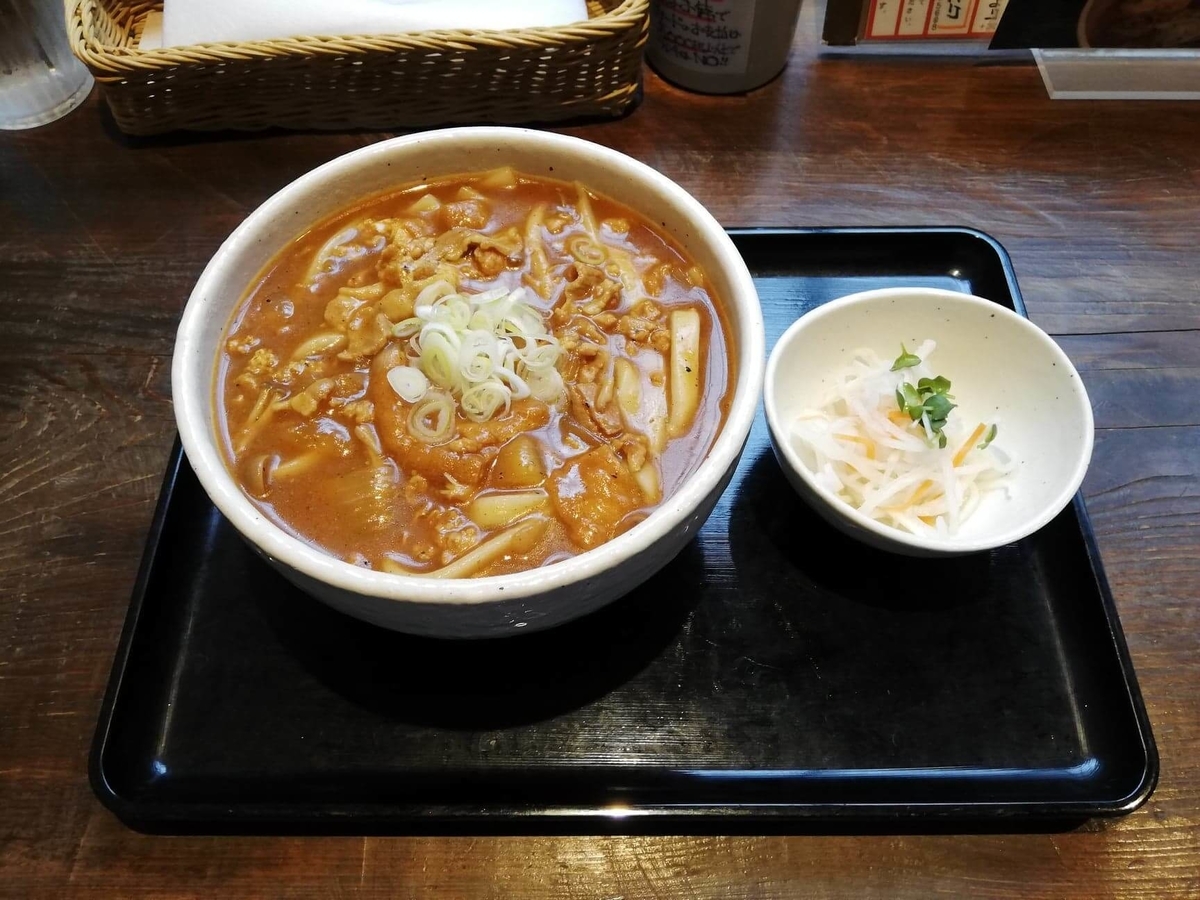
[883,479,936,513]
[834,433,877,460]
[909,479,934,506]
[953,422,988,467]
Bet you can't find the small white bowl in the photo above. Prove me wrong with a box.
[763,287,1094,557]
[173,127,765,638]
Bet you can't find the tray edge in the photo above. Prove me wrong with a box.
[89,229,1160,832]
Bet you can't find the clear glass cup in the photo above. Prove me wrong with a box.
[0,0,94,130]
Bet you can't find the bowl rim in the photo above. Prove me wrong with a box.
[172,126,765,606]
[762,286,1095,554]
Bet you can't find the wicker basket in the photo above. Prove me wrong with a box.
[68,0,648,135]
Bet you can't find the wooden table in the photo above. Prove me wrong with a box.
[3,7,1198,897]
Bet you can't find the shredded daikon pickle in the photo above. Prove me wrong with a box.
[790,340,1011,536]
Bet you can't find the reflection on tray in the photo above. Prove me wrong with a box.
[252,541,708,731]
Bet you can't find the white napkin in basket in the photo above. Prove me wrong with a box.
[158,0,589,47]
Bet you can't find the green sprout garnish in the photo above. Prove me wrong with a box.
[917,375,951,395]
[978,423,999,450]
[891,344,922,371]
[893,345,957,448]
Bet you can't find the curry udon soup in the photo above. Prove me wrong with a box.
[218,168,735,579]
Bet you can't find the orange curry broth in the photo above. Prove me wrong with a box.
[216,169,735,577]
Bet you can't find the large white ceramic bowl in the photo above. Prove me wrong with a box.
[173,127,765,638]
[763,287,1094,557]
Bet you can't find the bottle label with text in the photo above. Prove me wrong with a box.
[652,0,756,74]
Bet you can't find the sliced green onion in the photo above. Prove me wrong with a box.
[392,279,564,431]
[461,382,511,423]
[495,366,531,400]
[499,307,545,337]
[470,287,510,306]
[414,279,455,309]
[513,340,560,370]
[433,296,472,331]
[408,393,456,444]
[419,330,459,390]
[526,367,566,405]
[386,366,429,403]
[458,331,498,383]
[392,317,422,338]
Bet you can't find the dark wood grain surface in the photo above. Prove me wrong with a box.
[2,2,1198,896]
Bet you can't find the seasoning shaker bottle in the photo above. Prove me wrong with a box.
[646,0,804,94]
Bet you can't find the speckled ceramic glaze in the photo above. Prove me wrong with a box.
[763,287,1094,557]
[173,127,765,638]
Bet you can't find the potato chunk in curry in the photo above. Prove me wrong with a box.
[549,446,644,550]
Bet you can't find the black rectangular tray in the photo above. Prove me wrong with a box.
[91,228,1157,834]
